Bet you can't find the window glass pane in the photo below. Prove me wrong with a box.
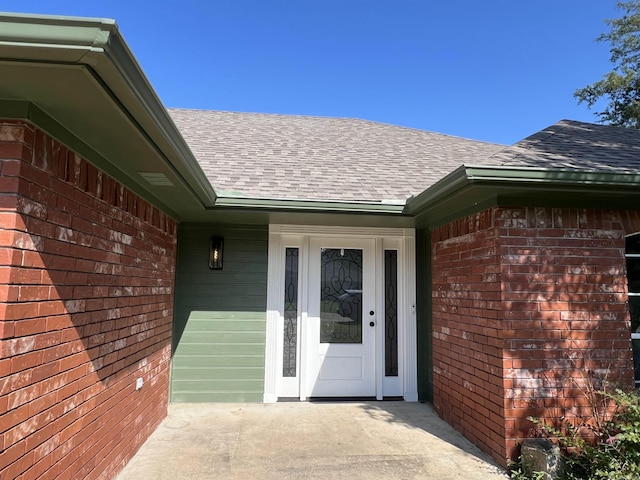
[627,257,640,294]
[630,296,640,334]
[625,234,640,387]
[634,339,640,387]
[320,248,362,343]
[385,250,398,377]
[626,234,640,254]
[283,248,298,377]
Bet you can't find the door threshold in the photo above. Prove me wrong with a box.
[277,396,405,402]
[308,397,377,402]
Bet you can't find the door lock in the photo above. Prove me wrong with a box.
[369,310,374,316]
[369,321,375,327]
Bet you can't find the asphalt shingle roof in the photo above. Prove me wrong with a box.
[169,109,504,203]
[169,111,640,205]
[488,119,640,173]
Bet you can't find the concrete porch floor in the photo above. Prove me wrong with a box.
[117,401,509,480]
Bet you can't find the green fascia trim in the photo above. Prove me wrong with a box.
[213,196,408,214]
[0,12,115,43]
[0,12,217,208]
[464,165,640,187]
[407,165,640,223]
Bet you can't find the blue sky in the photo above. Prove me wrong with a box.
[0,1,622,145]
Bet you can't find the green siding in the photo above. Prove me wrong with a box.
[416,228,433,402]
[171,224,268,402]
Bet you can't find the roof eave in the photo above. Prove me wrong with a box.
[404,165,470,216]
[407,165,640,228]
[92,24,218,205]
[0,12,217,216]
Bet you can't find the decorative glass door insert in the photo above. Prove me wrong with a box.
[320,248,363,344]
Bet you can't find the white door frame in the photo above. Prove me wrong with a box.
[264,225,417,402]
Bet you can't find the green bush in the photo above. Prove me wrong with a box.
[508,458,548,480]
[510,389,640,480]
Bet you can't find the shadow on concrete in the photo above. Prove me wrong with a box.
[356,401,504,467]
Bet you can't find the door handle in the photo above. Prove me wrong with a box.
[369,321,375,327]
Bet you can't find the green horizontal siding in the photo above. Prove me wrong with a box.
[179,330,265,344]
[172,355,263,368]
[172,392,264,403]
[178,296,267,309]
[172,379,264,391]
[180,273,265,286]
[172,367,265,381]
[178,316,264,331]
[171,224,268,403]
[174,341,264,357]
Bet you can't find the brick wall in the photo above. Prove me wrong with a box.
[0,120,177,479]
[500,207,634,461]
[431,206,636,467]
[431,208,506,461]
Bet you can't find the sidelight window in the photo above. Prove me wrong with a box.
[283,248,299,377]
[625,233,640,388]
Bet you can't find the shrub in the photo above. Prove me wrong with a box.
[510,389,640,480]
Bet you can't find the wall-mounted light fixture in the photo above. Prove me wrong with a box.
[209,237,224,270]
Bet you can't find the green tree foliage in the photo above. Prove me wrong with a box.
[509,390,640,480]
[575,1,640,128]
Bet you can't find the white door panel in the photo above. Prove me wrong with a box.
[304,238,376,397]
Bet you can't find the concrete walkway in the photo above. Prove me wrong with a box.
[118,402,509,480]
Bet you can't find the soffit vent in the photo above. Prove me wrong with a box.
[138,172,174,187]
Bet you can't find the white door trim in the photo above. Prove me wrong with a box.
[264,225,417,402]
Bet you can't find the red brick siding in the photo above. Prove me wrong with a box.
[0,120,177,479]
[431,206,637,467]
[499,207,634,461]
[431,208,506,462]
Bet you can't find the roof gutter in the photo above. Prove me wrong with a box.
[0,12,115,54]
[462,165,640,187]
[214,196,408,214]
[406,164,640,220]
[0,12,217,207]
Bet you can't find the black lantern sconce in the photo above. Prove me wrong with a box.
[209,237,224,270]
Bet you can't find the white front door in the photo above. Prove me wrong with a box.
[304,238,376,397]
[264,225,418,403]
